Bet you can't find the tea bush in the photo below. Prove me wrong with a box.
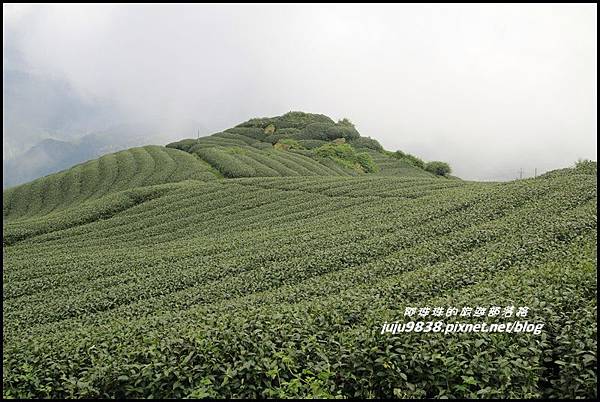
[425,161,452,176]
[6,113,594,398]
[314,143,378,173]
[2,173,596,398]
[349,137,383,151]
[274,139,304,150]
[2,146,216,220]
[165,112,435,179]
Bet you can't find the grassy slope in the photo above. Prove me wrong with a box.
[3,170,597,398]
[3,145,217,221]
[362,149,435,177]
[166,112,438,179]
[3,112,439,223]
[166,129,360,178]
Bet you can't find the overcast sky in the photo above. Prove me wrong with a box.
[3,3,597,180]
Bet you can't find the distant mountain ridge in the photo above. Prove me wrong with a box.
[3,122,207,188]
[3,69,121,161]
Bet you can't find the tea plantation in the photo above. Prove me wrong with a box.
[2,113,597,399]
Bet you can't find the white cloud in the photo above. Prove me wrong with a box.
[3,3,597,180]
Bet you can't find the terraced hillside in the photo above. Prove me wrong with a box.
[363,149,436,177]
[3,112,442,224]
[3,145,217,221]
[3,164,597,398]
[166,112,439,179]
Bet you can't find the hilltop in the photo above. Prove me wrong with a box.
[166,111,447,179]
[2,112,597,399]
[4,112,453,220]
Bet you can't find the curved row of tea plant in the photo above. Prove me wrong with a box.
[191,146,354,178]
[3,146,217,221]
[3,172,596,398]
[166,112,446,179]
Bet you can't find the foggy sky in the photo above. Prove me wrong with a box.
[3,3,597,180]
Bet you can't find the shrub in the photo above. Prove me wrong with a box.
[325,125,360,141]
[265,128,301,144]
[388,150,426,169]
[274,139,304,151]
[166,139,199,153]
[348,137,383,151]
[574,159,597,175]
[425,161,452,176]
[404,154,426,169]
[337,117,355,127]
[296,140,328,149]
[275,111,335,129]
[296,123,332,141]
[224,127,267,141]
[541,160,597,179]
[355,152,378,173]
[2,169,596,399]
[251,141,273,150]
[194,147,255,178]
[314,143,378,173]
[235,112,335,130]
[235,117,274,129]
[289,149,314,157]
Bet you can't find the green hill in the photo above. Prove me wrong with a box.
[4,112,443,222]
[3,145,216,221]
[166,111,437,179]
[2,113,597,399]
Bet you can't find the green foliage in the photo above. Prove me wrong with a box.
[265,128,301,144]
[348,137,383,151]
[187,145,354,178]
[325,125,360,141]
[295,122,358,142]
[296,140,328,149]
[237,112,359,143]
[166,112,437,180]
[295,122,332,141]
[237,111,335,130]
[425,161,452,176]
[574,159,597,175]
[366,150,435,178]
[540,159,597,179]
[402,153,426,169]
[274,139,304,151]
[224,127,268,141]
[2,146,217,221]
[194,147,252,178]
[7,112,595,399]
[2,173,597,399]
[355,152,378,174]
[251,141,273,150]
[337,117,355,127]
[314,143,378,173]
[165,138,198,153]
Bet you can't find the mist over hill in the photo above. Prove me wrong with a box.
[3,120,209,188]
[2,4,597,399]
[2,69,209,188]
[4,5,596,181]
[2,69,122,160]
